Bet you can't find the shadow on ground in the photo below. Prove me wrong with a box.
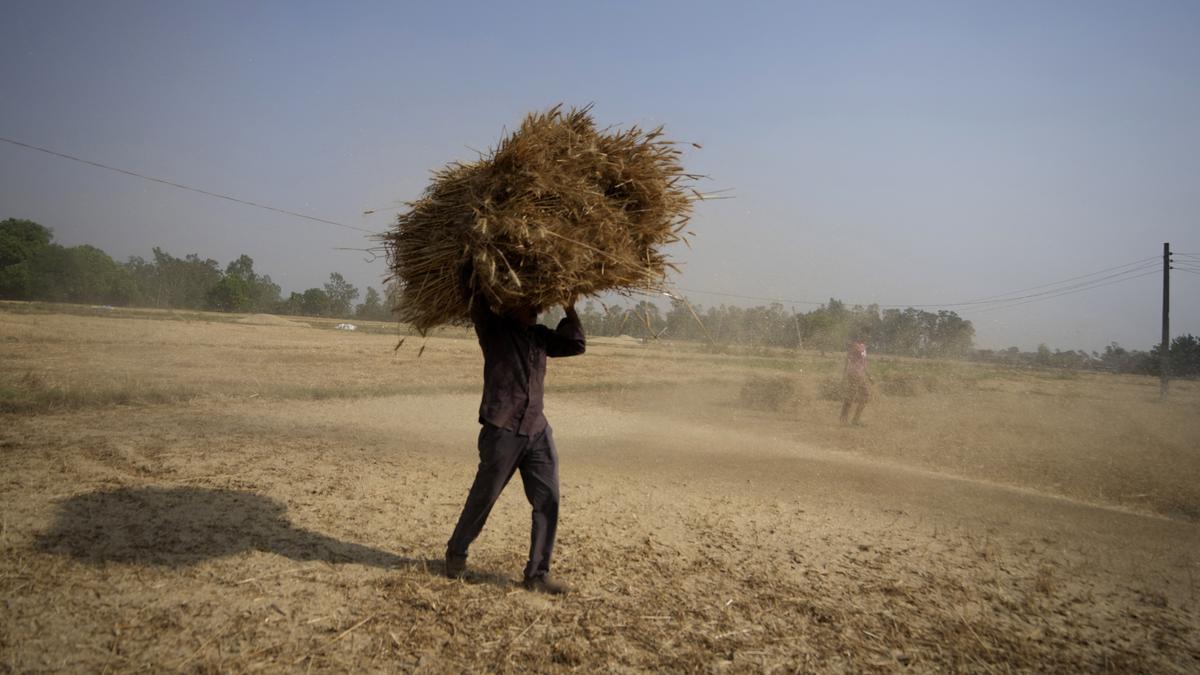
[35,486,509,586]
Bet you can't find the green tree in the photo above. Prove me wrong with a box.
[578,300,604,336]
[122,255,156,306]
[0,218,54,299]
[278,291,305,316]
[136,248,221,309]
[324,272,359,317]
[802,300,848,353]
[1035,343,1052,366]
[878,308,923,356]
[665,297,724,343]
[355,286,391,320]
[222,254,281,311]
[1169,334,1200,377]
[300,288,331,316]
[929,310,975,357]
[27,243,130,305]
[1151,334,1200,378]
[600,303,632,336]
[206,275,251,312]
[630,300,664,338]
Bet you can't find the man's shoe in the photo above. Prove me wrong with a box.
[445,552,467,579]
[522,575,570,595]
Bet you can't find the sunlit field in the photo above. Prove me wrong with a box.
[2,302,1198,671]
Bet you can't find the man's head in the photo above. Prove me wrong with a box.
[510,304,540,327]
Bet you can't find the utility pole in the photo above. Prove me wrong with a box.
[1161,242,1171,399]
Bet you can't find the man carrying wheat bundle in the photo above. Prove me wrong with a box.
[444,279,585,593]
[840,333,873,426]
[381,105,696,592]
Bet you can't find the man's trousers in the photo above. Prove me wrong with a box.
[446,424,560,580]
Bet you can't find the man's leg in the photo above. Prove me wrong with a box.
[852,398,867,424]
[840,397,852,424]
[518,426,560,582]
[446,425,524,563]
[851,381,869,425]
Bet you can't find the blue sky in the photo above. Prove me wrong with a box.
[2,0,1198,351]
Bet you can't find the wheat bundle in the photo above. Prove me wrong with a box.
[381,105,694,333]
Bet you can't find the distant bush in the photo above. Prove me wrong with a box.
[739,375,800,411]
[881,373,919,397]
[817,378,846,401]
[923,371,982,393]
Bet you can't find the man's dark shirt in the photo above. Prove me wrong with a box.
[472,299,586,436]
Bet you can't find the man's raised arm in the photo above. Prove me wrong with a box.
[545,302,585,357]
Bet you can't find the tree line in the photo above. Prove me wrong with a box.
[1,217,975,357]
[3,216,1195,375]
[555,296,976,358]
[966,335,1199,378]
[0,217,393,320]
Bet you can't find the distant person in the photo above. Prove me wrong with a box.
[445,279,586,595]
[840,335,872,426]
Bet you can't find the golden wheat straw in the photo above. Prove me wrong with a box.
[380,105,695,332]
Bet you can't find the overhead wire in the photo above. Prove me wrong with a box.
[674,286,825,307]
[878,257,1160,309]
[677,257,1161,313]
[936,263,1160,309]
[971,269,1162,314]
[0,135,379,235]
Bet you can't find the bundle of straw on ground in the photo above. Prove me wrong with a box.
[381,105,695,333]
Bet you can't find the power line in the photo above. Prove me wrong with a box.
[972,271,1160,315]
[971,269,1162,314]
[674,286,825,307]
[677,258,1160,312]
[933,263,1160,309]
[883,256,1159,308]
[0,135,378,235]
[673,263,1165,316]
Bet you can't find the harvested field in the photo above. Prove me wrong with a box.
[237,313,305,327]
[2,302,1198,672]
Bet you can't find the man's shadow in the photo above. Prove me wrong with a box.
[36,486,510,587]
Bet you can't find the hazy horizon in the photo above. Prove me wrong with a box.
[3,1,1198,353]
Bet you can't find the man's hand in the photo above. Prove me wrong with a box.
[562,298,579,322]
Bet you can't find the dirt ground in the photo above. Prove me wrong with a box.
[2,304,1198,672]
